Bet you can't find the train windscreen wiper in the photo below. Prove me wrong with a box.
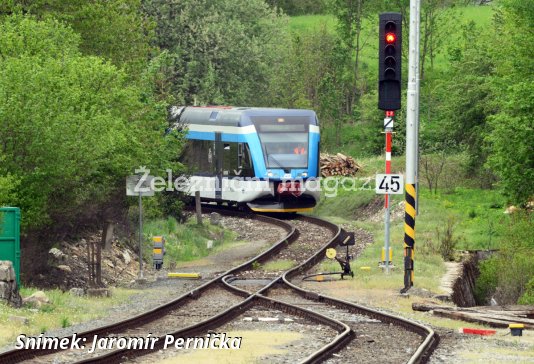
[267,154,290,173]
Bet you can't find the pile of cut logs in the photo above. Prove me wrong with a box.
[412,302,534,329]
[320,153,361,177]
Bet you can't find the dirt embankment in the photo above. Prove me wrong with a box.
[29,235,141,290]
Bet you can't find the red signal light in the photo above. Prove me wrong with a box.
[386,33,396,43]
[386,111,395,117]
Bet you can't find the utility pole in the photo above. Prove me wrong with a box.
[401,0,421,293]
[138,192,143,279]
[126,174,154,281]
[414,0,421,215]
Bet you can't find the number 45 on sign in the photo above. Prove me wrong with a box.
[375,174,404,194]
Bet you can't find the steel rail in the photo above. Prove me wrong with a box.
[74,212,353,363]
[276,215,440,363]
[0,208,296,364]
[2,207,439,363]
[74,211,439,364]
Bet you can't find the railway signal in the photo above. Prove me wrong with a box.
[378,13,402,111]
[377,13,402,275]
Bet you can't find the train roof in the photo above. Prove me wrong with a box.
[174,106,318,127]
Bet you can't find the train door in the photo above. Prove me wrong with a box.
[220,142,260,202]
[215,132,223,200]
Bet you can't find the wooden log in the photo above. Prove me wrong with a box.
[412,302,455,312]
[412,302,534,317]
[433,310,534,329]
[336,153,347,161]
[320,153,360,177]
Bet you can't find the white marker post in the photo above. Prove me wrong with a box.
[126,174,154,279]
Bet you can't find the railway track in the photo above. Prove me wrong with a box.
[0,206,439,363]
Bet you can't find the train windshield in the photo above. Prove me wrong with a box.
[251,116,309,169]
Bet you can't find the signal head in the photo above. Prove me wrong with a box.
[378,13,402,111]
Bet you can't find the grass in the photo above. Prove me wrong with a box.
[312,153,405,219]
[0,287,139,347]
[0,217,245,348]
[416,187,507,251]
[143,216,238,267]
[288,14,336,34]
[312,152,510,297]
[314,187,446,292]
[262,259,296,272]
[288,6,495,74]
[314,187,375,219]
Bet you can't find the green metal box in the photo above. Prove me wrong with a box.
[0,207,21,286]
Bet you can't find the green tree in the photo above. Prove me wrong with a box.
[265,0,328,15]
[143,0,287,106]
[424,21,494,182]
[3,0,153,76]
[486,0,534,204]
[0,15,178,229]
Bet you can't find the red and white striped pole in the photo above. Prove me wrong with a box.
[383,110,394,273]
[385,110,394,208]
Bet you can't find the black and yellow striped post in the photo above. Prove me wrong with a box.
[402,183,416,292]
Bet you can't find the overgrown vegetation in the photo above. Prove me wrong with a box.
[435,217,460,261]
[475,213,534,305]
[262,259,296,271]
[285,2,532,208]
[142,217,237,266]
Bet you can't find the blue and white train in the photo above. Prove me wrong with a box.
[170,106,321,212]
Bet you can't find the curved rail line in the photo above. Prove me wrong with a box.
[0,206,439,363]
[0,209,296,363]
[75,210,438,364]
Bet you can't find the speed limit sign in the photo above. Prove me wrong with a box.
[375,174,404,194]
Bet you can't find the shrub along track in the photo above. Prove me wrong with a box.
[0,206,439,363]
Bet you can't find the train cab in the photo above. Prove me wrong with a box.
[171,106,321,213]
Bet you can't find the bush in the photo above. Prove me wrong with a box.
[0,15,182,231]
[519,277,534,305]
[474,213,534,304]
[436,216,461,261]
[474,257,498,305]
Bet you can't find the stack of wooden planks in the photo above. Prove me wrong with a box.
[412,302,534,329]
[320,153,361,177]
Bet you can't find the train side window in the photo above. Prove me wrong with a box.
[240,144,254,177]
[219,142,254,177]
[179,140,215,175]
[222,142,239,176]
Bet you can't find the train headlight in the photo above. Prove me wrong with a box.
[302,172,308,177]
[267,171,273,177]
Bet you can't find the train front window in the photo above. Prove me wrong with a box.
[251,116,309,169]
